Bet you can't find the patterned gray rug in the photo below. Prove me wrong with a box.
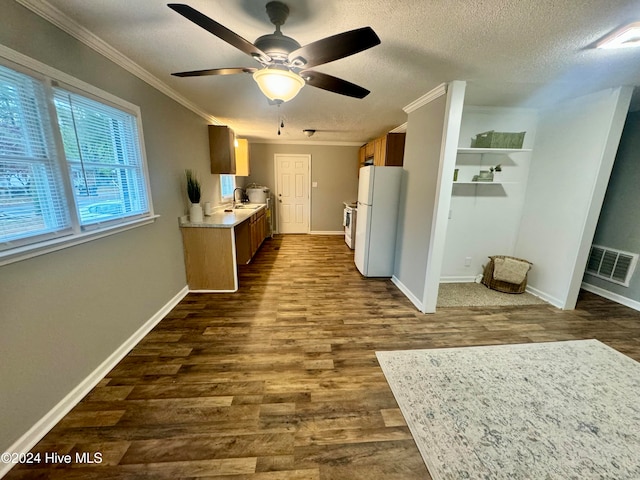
[437,282,547,307]
[377,340,640,479]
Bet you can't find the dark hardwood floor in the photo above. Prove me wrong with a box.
[6,235,640,479]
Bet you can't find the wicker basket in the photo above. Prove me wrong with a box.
[471,131,525,149]
[482,255,532,294]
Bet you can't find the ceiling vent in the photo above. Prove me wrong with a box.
[586,245,638,287]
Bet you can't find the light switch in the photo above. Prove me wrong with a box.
[312,182,318,188]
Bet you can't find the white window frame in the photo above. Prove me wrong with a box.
[0,45,157,266]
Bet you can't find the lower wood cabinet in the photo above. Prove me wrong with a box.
[236,208,268,265]
[181,227,236,291]
[180,207,269,291]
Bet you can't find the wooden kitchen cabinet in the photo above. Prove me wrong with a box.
[209,125,236,174]
[236,208,268,264]
[180,205,269,291]
[358,145,367,171]
[181,227,236,291]
[235,138,250,176]
[364,141,374,158]
[373,136,386,166]
[377,133,405,166]
[358,132,406,173]
[249,208,267,258]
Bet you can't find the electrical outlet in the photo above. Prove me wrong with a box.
[465,257,472,267]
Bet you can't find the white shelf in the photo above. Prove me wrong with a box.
[457,148,532,154]
[453,181,518,185]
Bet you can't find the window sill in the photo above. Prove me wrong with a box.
[0,215,160,267]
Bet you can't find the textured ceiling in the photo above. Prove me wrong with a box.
[25,0,640,143]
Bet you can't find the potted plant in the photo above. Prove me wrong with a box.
[185,169,203,223]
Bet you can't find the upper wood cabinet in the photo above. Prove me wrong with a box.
[358,132,406,172]
[358,145,367,170]
[364,141,375,158]
[235,138,250,177]
[373,136,386,166]
[209,125,236,174]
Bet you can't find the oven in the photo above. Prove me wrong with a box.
[343,203,357,249]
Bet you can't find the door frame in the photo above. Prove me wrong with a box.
[273,153,311,234]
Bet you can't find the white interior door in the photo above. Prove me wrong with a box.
[275,154,310,234]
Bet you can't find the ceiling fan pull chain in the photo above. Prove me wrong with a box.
[277,103,282,135]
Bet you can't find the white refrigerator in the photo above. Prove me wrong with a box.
[354,165,403,276]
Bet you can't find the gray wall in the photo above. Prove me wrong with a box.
[0,2,213,450]
[583,111,640,301]
[393,94,447,302]
[246,143,359,232]
[514,87,632,309]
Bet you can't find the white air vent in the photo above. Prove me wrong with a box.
[586,245,638,287]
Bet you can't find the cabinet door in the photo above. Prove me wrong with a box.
[364,141,374,157]
[235,138,250,176]
[384,133,406,166]
[209,125,236,174]
[373,136,386,166]
[249,215,258,257]
[358,146,366,174]
[262,210,270,239]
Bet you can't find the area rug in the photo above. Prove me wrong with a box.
[437,282,547,307]
[376,340,640,479]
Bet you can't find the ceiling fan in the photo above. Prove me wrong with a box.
[168,2,381,103]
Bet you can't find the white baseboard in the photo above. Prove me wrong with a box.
[190,289,237,293]
[440,276,478,283]
[581,282,640,312]
[0,285,189,479]
[391,275,424,312]
[309,231,344,235]
[525,285,563,309]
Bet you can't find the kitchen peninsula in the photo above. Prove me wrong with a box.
[179,204,269,291]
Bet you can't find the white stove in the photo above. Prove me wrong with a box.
[343,202,357,249]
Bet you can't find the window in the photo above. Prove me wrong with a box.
[0,65,71,246]
[0,56,154,264]
[53,88,149,227]
[220,174,235,202]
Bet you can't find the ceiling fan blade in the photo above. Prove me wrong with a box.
[289,27,380,68]
[168,4,270,62]
[172,67,257,77]
[301,70,370,99]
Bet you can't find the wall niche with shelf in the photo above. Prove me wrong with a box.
[441,106,538,281]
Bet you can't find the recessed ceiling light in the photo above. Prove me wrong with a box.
[597,21,640,49]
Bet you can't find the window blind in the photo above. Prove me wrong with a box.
[0,56,155,264]
[53,88,150,227]
[0,65,71,248]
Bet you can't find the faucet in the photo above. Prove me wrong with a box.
[232,187,245,208]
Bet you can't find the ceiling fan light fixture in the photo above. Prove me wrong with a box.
[597,21,640,49]
[253,67,305,103]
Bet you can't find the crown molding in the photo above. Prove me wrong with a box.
[403,83,448,113]
[250,139,363,146]
[15,0,222,125]
[389,122,407,133]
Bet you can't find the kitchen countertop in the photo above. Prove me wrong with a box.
[179,203,266,228]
